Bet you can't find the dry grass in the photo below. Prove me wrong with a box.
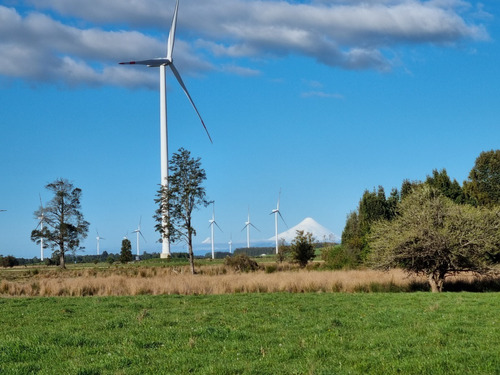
[1,265,498,297]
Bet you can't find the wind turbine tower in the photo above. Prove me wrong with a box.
[242,209,260,248]
[119,0,212,259]
[96,230,105,256]
[132,218,146,261]
[270,190,287,254]
[35,196,46,261]
[208,202,222,259]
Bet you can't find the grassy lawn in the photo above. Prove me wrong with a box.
[0,293,499,374]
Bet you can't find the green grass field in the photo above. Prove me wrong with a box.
[1,293,499,374]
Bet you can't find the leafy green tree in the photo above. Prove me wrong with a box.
[463,150,500,207]
[31,179,89,269]
[290,230,316,268]
[369,185,500,292]
[426,169,464,203]
[119,238,133,263]
[154,148,209,274]
[341,211,362,250]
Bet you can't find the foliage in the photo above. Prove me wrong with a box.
[119,239,133,263]
[224,254,260,272]
[0,294,499,374]
[463,149,500,207]
[289,230,316,268]
[154,148,208,274]
[369,185,500,292]
[30,178,89,269]
[342,186,399,262]
[425,169,465,204]
[321,245,360,270]
[0,255,19,268]
[276,238,290,263]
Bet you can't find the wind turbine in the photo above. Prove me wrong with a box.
[132,218,147,261]
[208,202,222,259]
[34,195,47,261]
[241,208,260,248]
[96,230,105,256]
[228,234,233,254]
[119,0,212,259]
[270,190,287,254]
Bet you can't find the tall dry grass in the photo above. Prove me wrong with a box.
[1,266,497,297]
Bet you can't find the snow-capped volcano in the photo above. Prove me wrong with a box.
[268,217,338,243]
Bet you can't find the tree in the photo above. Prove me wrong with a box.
[426,168,464,204]
[31,179,89,269]
[119,238,133,263]
[463,150,500,207]
[369,185,500,292]
[1,255,19,268]
[154,148,209,274]
[290,230,316,268]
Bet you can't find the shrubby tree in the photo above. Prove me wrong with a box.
[463,149,500,207]
[119,238,133,263]
[369,185,500,292]
[290,230,316,268]
[154,148,209,274]
[1,255,19,268]
[31,179,89,269]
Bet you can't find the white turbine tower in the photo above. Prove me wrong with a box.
[34,196,47,261]
[208,202,222,259]
[96,230,105,256]
[119,0,212,259]
[228,235,233,254]
[270,190,287,254]
[241,209,260,248]
[132,218,146,261]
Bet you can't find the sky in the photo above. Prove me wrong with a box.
[1,0,499,258]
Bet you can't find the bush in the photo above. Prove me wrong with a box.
[224,254,259,272]
[321,245,360,270]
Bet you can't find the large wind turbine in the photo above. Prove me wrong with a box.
[96,230,105,256]
[270,190,287,254]
[132,218,146,261]
[208,202,222,260]
[34,196,47,261]
[241,209,260,248]
[119,0,212,259]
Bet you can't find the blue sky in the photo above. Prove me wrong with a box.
[1,0,499,258]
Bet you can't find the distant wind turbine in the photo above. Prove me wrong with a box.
[270,190,287,254]
[241,208,260,248]
[96,230,105,256]
[228,234,233,254]
[34,195,47,261]
[132,217,147,261]
[119,0,212,259]
[208,202,222,259]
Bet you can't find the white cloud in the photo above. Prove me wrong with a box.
[0,0,489,86]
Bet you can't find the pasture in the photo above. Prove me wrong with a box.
[1,293,499,374]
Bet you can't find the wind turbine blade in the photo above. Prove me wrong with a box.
[250,223,260,232]
[278,212,288,228]
[215,222,223,233]
[170,63,213,143]
[167,0,179,62]
[139,231,147,243]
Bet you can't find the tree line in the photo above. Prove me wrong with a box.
[340,149,500,291]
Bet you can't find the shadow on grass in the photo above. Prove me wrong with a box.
[444,276,500,292]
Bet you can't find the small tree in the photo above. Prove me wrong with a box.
[31,179,89,269]
[154,148,209,274]
[369,185,500,292]
[120,238,133,263]
[290,230,316,268]
[463,149,500,207]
